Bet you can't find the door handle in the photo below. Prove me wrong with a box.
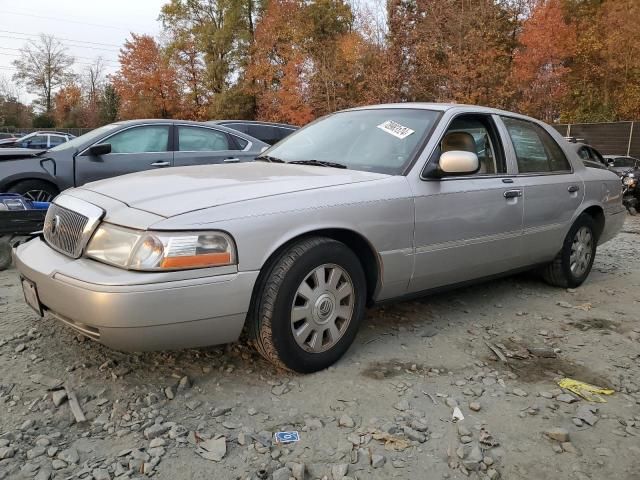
[503,189,522,199]
[150,161,171,167]
[224,157,240,163]
[568,185,580,193]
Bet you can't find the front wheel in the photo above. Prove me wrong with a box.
[248,237,366,373]
[8,180,58,202]
[542,214,598,288]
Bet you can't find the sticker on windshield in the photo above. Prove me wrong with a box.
[377,120,415,139]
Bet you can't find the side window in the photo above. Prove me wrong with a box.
[589,148,605,165]
[439,115,506,175]
[502,117,571,173]
[49,135,66,147]
[577,147,591,161]
[232,136,249,150]
[24,135,48,148]
[223,123,248,134]
[248,125,278,145]
[178,127,230,151]
[107,126,169,154]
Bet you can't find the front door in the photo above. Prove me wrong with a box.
[499,116,584,264]
[408,114,525,293]
[75,124,173,185]
[173,125,256,166]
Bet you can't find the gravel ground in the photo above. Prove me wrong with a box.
[1,217,639,480]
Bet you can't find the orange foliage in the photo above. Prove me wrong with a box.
[111,34,181,119]
[53,83,83,127]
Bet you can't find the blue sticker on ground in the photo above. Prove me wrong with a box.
[274,431,300,444]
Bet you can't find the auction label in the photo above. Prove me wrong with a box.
[377,120,415,139]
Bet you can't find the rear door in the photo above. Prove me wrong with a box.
[75,124,173,185]
[499,116,584,264]
[173,125,256,166]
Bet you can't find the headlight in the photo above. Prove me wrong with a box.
[623,176,636,186]
[85,224,236,271]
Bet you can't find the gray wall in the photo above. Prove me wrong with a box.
[553,122,638,157]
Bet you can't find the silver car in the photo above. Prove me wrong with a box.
[14,104,625,372]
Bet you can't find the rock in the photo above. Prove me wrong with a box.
[0,447,15,459]
[20,418,35,430]
[186,400,202,411]
[393,400,410,411]
[595,447,612,456]
[512,388,528,397]
[445,397,458,408]
[27,446,46,459]
[92,468,111,480]
[557,394,578,404]
[289,462,305,480]
[148,447,165,457]
[545,428,570,442]
[410,419,428,432]
[52,459,67,470]
[339,414,355,428]
[540,391,554,399]
[469,402,481,412]
[211,406,232,417]
[562,442,577,454]
[247,407,258,416]
[575,405,599,426]
[371,454,386,468]
[272,467,291,480]
[457,424,471,437]
[196,436,226,462]
[58,448,79,464]
[177,375,192,392]
[403,426,426,443]
[222,421,240,429]
[462,444,484,470]
[332,463,349,479]
[15,343,26,353]
[149,438,166,448]
[487,468,500,479]
[572,418,584,427]
[144,424,169,439]
[305,417,323,430]
[164,386,175,400]
[35,469,51,480]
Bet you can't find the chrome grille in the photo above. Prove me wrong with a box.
[43,203,89,258]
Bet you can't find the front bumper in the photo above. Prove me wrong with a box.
[14,238,259,351]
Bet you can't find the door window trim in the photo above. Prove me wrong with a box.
[498,115,574,176]
[78,123,173,156]
[419,112,511,181]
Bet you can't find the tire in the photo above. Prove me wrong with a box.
[0,239,12,271]
[8,180,58,202]
[542,214,598,288]
[248,237,367,373]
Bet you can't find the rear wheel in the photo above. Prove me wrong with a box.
[543,214,598,288]
[248,237,366,373]
[8,180,58,202]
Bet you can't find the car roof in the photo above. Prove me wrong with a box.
[209,120,298,129]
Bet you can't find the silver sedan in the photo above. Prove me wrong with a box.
[15,104,625,372]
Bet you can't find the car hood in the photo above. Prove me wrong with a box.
[79,162,389,217]
[0,147,48,160]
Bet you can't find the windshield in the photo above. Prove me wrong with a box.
[612,157,638,168]
[50,124,120,151]
[264,108,440,174]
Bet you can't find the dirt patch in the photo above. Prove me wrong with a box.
[361,360,449,379]
[569,317,620,332]
[507,355,612,388]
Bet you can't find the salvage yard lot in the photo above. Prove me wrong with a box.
[1,217,639,480]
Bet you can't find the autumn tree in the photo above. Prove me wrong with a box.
[53,83,84,127]
[100,83,120,124]
[11,34,75,113]
[111,34,181,119]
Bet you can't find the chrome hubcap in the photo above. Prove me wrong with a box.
[290,263,354,353]
[24,189,54,202]
[570,226,593,277]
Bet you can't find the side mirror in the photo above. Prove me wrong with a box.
[607,161,614,168]
[439,150,479,176]
[85,143,111,156]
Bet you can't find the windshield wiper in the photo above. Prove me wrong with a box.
[255,155,285,163]
[288,159,347,169]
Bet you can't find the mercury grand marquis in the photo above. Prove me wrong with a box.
[15,104,625,372]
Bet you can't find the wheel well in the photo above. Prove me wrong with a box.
[6,178,59,193]
[581,205,605,239]
[256,229,381,305]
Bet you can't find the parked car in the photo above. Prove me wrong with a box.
[571,142,610,170]
[14,103,624,372]
[209,120,298,145]
[603,155,640,175]
[0,133,20,141]
[0,131,75,149]
[0,120,268,202]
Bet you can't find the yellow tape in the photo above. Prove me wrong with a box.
[558,378,614,403]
